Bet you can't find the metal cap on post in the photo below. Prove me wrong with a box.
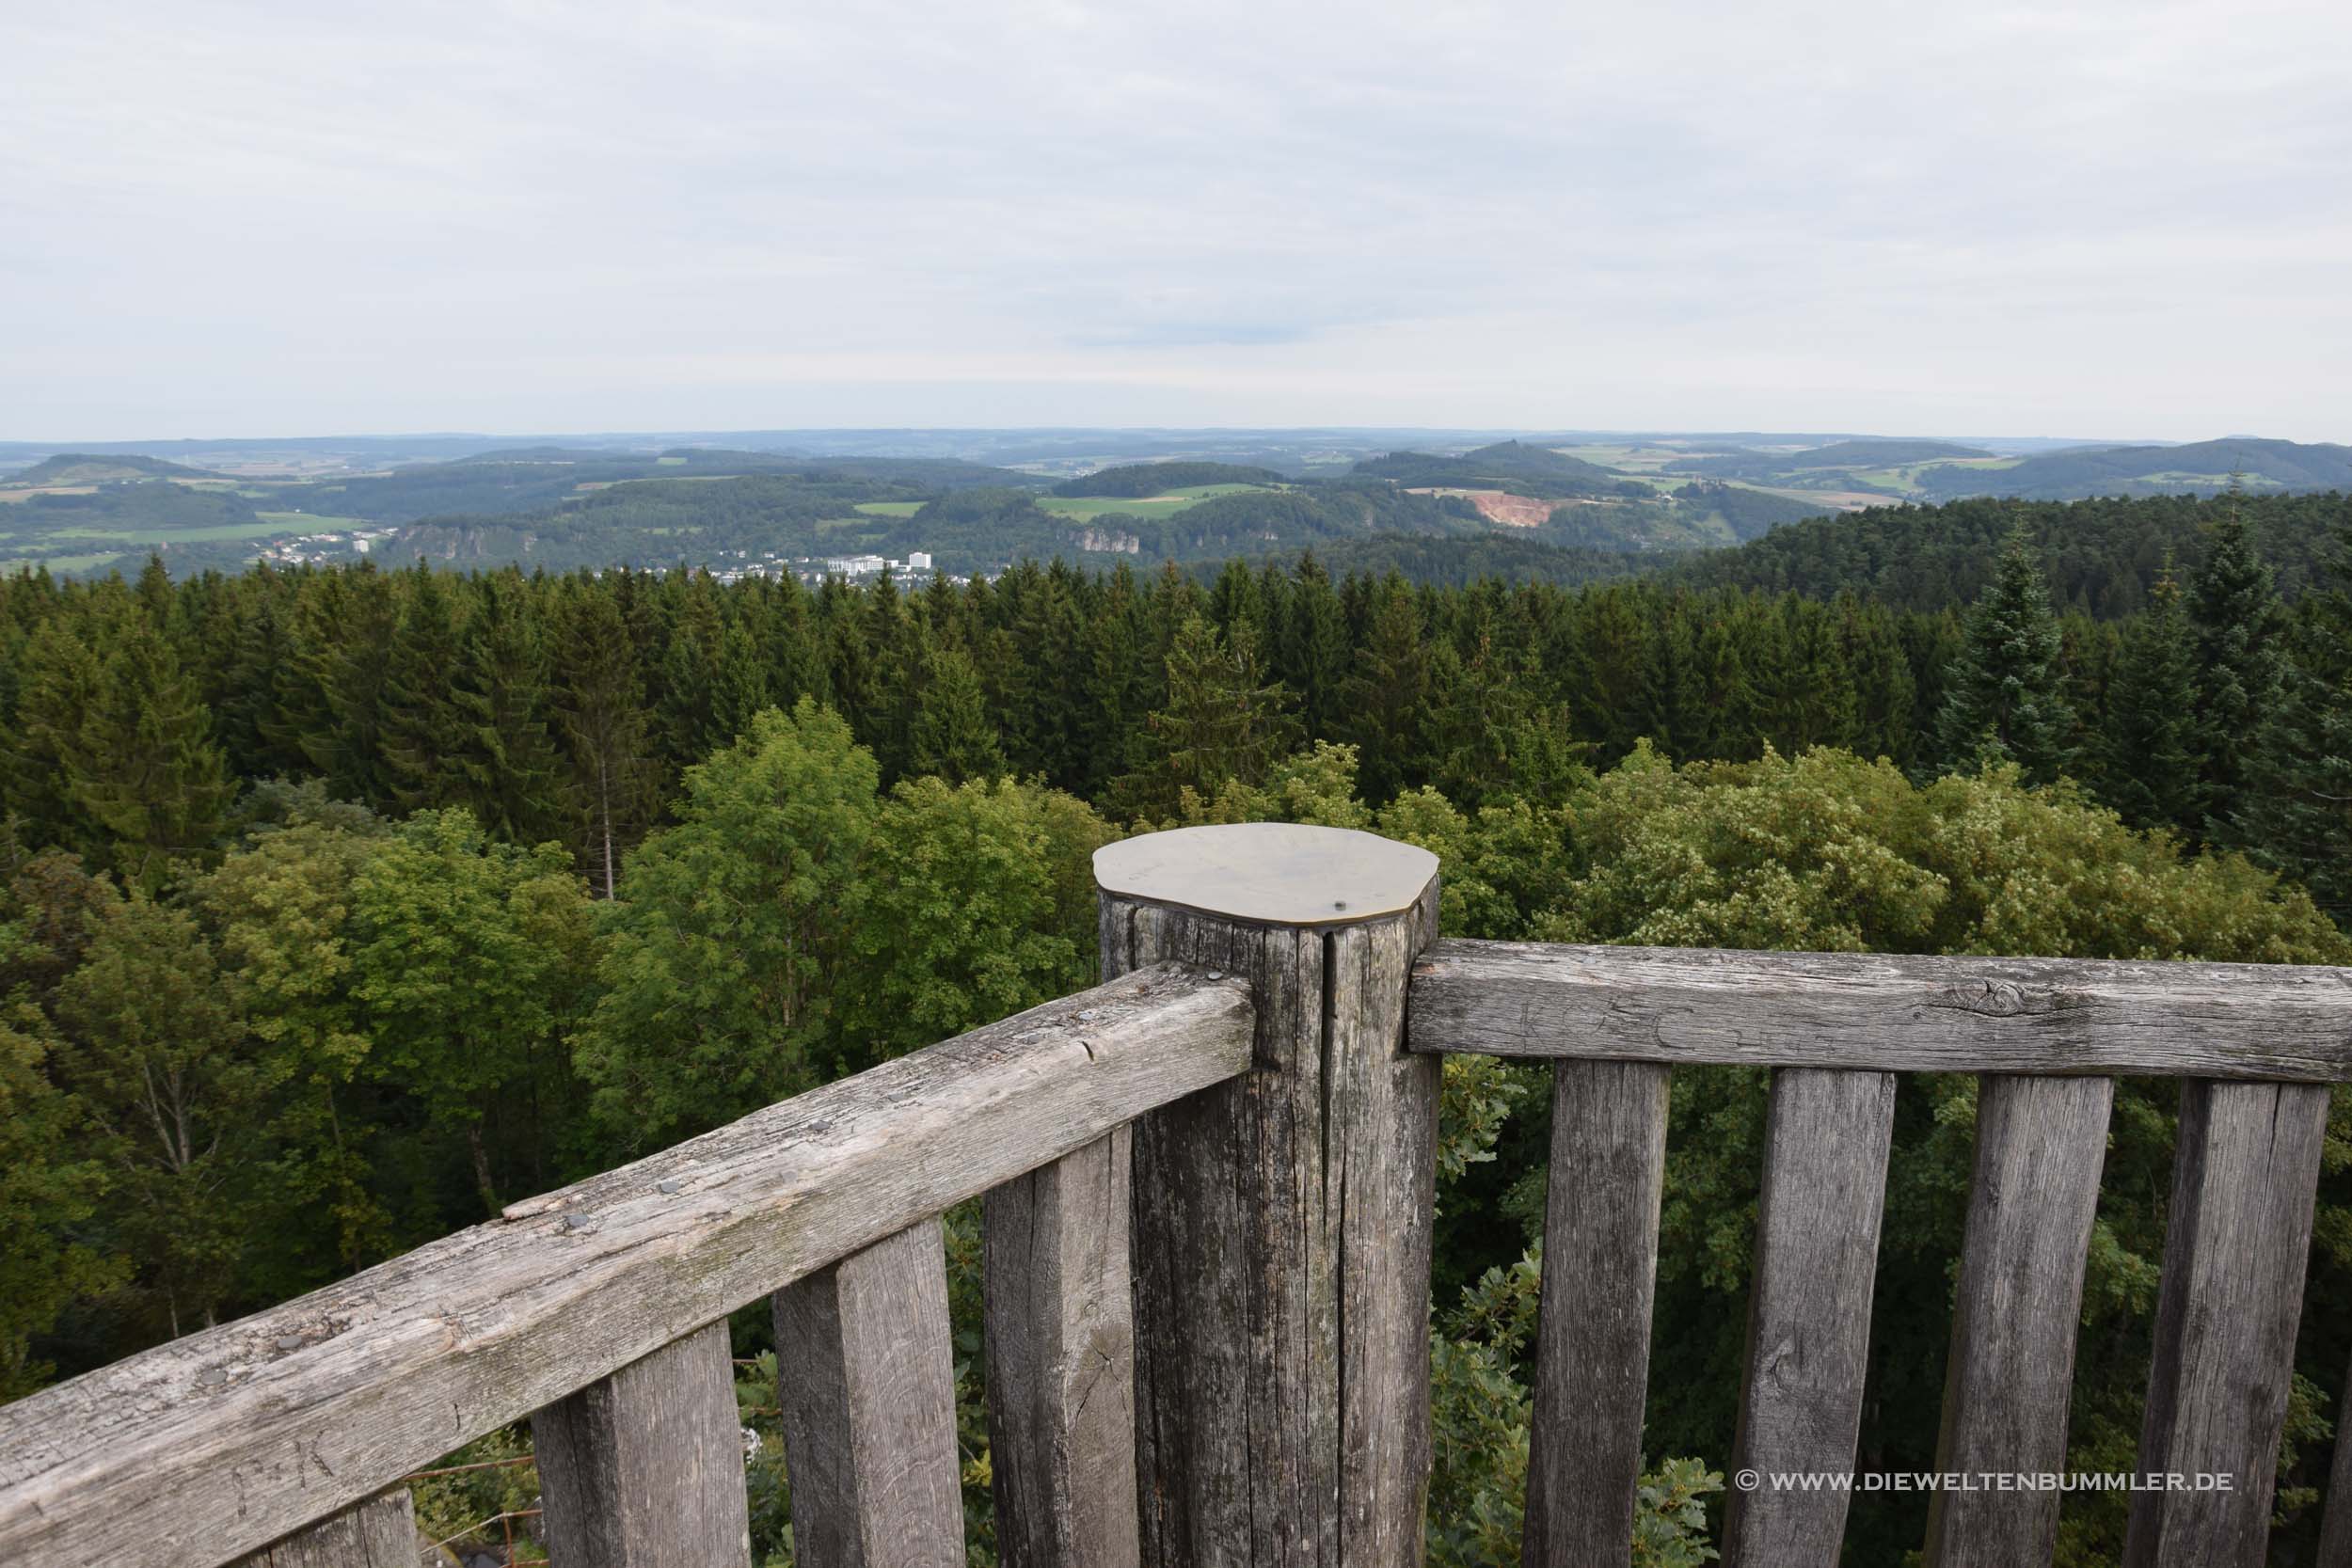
[1095,823,1441,1568]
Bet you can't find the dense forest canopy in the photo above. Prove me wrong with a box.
[1051,459,1286,496]
[4,475,2352,1564]
[1673,489,2348,614]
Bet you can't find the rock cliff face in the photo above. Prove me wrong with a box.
[1077,527,1142,553]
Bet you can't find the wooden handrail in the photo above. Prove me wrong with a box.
[0,961,1253,1568]
[1408,938,2352,1079]
[1416,933,2351,1568]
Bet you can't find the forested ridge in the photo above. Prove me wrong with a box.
[1675,488,2350,614]
[4,495,2351,1563]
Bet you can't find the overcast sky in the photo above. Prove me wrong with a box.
[5,0,2347,442]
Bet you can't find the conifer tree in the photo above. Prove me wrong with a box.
[1837,595,1918,768]
[1343,576,1431,801]
[1278,552,1352,741]
[1079,564,1150,800]
[551,583,658,898]
[2098,562,2200,831]
[1935,524,2077,784]
[214,570,307,780]
[2243,538,2352,920]
[1115,615,1297,816]
[660,579,767,765]
[304,567,402,808]
[65,614,233,888]
[377,566,467,813]
[446,574,564,847]
[1695,610,1764,760]
[1566,585,1655,762]
[909,644,1006,784]
[257,572,344,791]
[2185,499,2287,839]
[1645,613,1710,762]
[5,609,111,855]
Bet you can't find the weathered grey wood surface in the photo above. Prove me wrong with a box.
[1721,1067,1899,1568]
[983,1128,1138,1568]
[1409,940,2352,1080]
[532,1321,752,1568]
[2321,1352,2352,1568]
[228,1490,413,1568]
[1522,1060,1671,1568]
[2123,1080,2330,1568]
[1922,1074,2113,1568]
[774,1219,963,1568]
[1106,822,1441,1568]
[0,963,1250,1568]
[1095,821,1439,927]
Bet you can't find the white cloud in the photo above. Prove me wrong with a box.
[3,0,2346,438]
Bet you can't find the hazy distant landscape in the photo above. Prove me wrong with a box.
[3,427,2345,584]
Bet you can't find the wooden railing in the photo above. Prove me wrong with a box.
[0,823,2347,1568]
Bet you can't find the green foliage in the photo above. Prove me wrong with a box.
[1677,489,2348,616]
[835,776,1109,1068]
[2185,499,2288,841]
[1425,1245,1722,1567]
[349,809,595,1215]
[1935,525,2077,784]
[908,645,1007,784]
[0,918,122,1396]
[2096,564,2199,829]
[1114,615,1299,817]
[578,701,881,1148]
[2246,583,2352,921]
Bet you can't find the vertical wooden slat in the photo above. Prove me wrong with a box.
[229,1489,413,1567]
[984,1128,1140,1568]
[531,1321,752,1568]
[773,1216,964,1568]
[1721,1066,1899,1568]
[1922,1073,2113,1568]
[1101,825,1441,1568]
[1521,1059,1671,1568]
[2321,1351,2352,1568]
[2123,1079,2330,1568]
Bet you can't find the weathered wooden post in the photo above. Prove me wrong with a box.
[1094,823,1441,1567]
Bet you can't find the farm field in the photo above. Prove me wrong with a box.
[853,482,1276,525]
[45,517,315,545]
[19,550,128,573]
[1849,456,2025,494]
[1039,482,1274,521]
[1729,482,1900,512]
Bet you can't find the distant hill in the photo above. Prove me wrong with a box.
[1780,439,1993,467]
[8,452,224,484]
[1671,489,2350,617]
[278,451,1030,527]
[1351,441,1650,499]
[1054,461,1284,498]
[1915,437,2352,500]
[1667,438,1993,482]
